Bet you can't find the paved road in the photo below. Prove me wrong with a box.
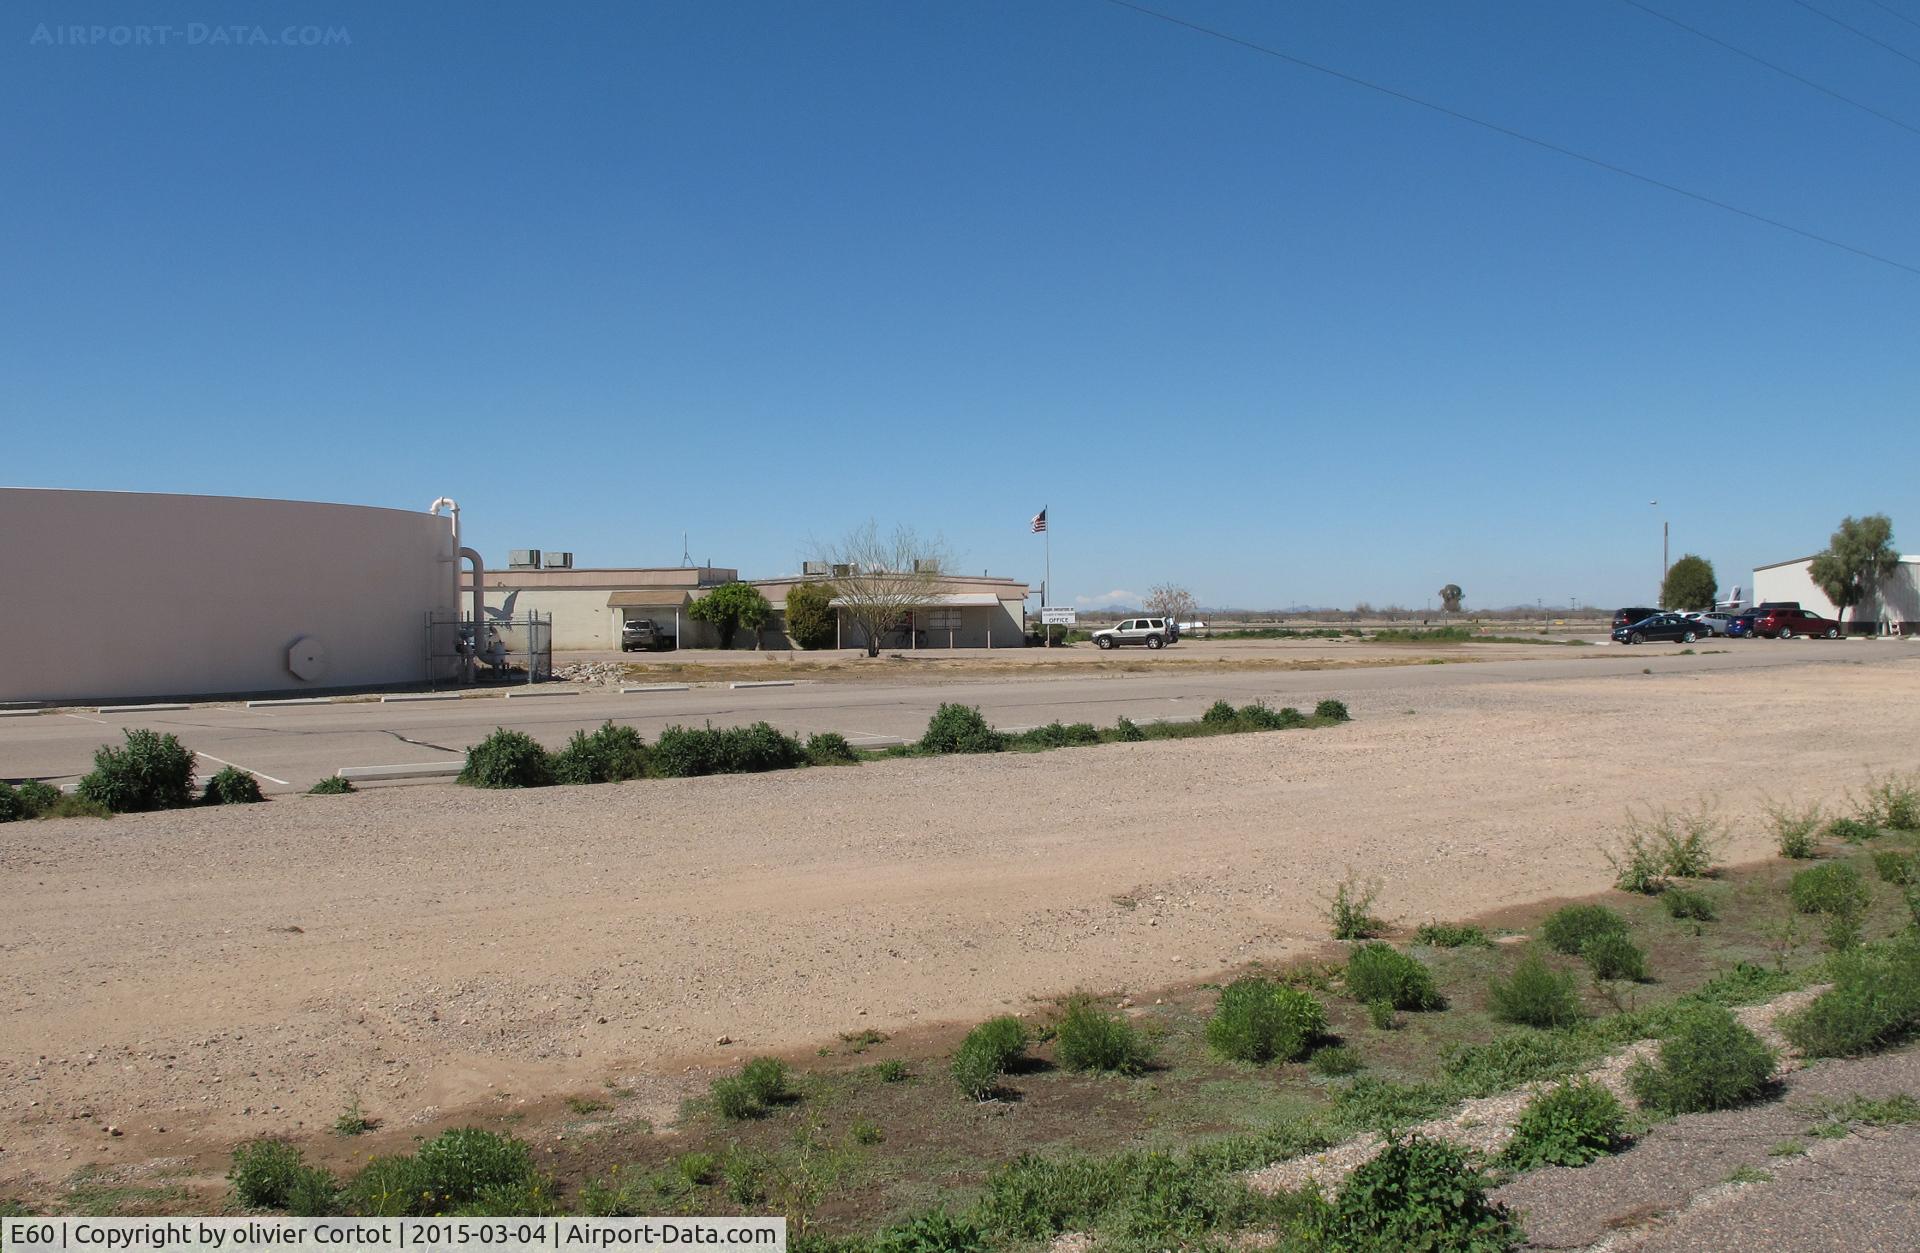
[2,640,1908,792]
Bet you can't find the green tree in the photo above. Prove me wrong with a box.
[689,582,771,649]
[1437,584,1465,613]
[1808,514,1899,631]
[785,581,836,650]
[1660,554,1717,611]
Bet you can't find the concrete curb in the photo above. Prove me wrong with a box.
[729,680,797,689]
[850,735,908,749]
[97,703,189,714]
[336,762,465,781]
[380,693,462,703]
[503,689,580,699]
[0,709,41,718]
[246,697,335,708]
[621,684,692,693]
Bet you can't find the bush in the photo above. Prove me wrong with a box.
[1206,977,1327,1063]
[1581,933,1648,982]
[1872,849,1918,887]
[1314,699,1350,722]
[1110,716,1146,743]
[230,1139,311,1209]
[653,723,806,777]
[0,784,20,823]
[1052,998,1152,1074]
[308,775,355,795]
[920,704,1004,754]
[1629,1004,1774,1114]
[1790,861,1871,941]
[340,1155,434,1217]
[1489,948,1581,1028]
[805,732,859,766]
[1662,887,1718,921]
[1346,943,1443,1011]
[1607,802,1727,891]
[203,765,264,805]
[1310,1045,1363,1077]
[413,1128,536,1210]
[551,722,649,784]
[652,725,720,777]
[14,778,61,816]
[1857,770,1920,832]
[785,581,837,650]
[1367,999,1397,1031]
[1540,904,1629,956]
[1011,722,1101,750]
[459,728,554,789]
[1413,922,1490,948]
[1503,1079,1628,1170]
[1201,700,1238,726]
[1827,816,1876,844]
[710,1077,760,1121]
[952,1016,1029,1099]
[1780,936,1920,1057]
[1327,870,1385,940]
[1766,800,1823,859]
[740,1057,790,1106]
[1324,1136,1517,1251]
[77,729,196,812]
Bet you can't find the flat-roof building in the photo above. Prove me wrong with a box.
[1752,554,1919,633]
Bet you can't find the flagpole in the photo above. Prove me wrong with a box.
[1044,508,1052,648]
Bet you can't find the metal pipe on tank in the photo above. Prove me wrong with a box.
[429,498,468,681]
[460,546,485,681]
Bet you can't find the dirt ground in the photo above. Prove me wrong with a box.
[2,657,1916,1198]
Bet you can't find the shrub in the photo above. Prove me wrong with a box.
[1872,849,1918,887]
[721,722,806,772]
[1206,977,1327,1063]
[651,725,719,777]
[1325,1136,1517,1251]
[459,728,554,789]
[1605,826,1666,894]
[710,1077,760,1121]
[230,1139,311,1208]
[1413,922,1491,948]
[1110,716,1146,743]
[1662,887,1718,921]
[1327,870,1386,940]
[1827,816,1876,844]
[414,1128,536,1210]
[1540,904,1629,956]
[952,1016,1029,1099]
[1502,1079,1628,1169]
[1581,933,1648,982]
[77,729,196,812]
[551,722,649,784]
[1367,999,1397,1031]
[1790,862,1871,931]
[785,581,837,650]
[1857,770,1920,832]
[1052,998,1152,1074]
[1628,1004,1774,1114]
[805,732,859,765]
[1607,802,1727,890]
[1346,943,1443,1011]
[871,1059,910,1083]
[1780,936,1920,1057]
[1309,1045,1363,1077]
[340,1155,434,1217]
[203,765,264,805]
[920,704,1004,754]
[308,775,356,795]
[1201,699,1238,726]
[1234,702,1304,730]
[0,784,20,823]
[740,1057,790,1106]
[14,778,61,816]
[1489,948,1581,1028]
[1314,698,1350,722]
[1766,799,1823,859]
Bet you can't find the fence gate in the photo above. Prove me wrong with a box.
[425,611,553,687]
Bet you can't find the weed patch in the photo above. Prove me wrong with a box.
[1345,943,1443,1011]
[1503,1078,1628,1169]
[1489,948,1582,1029]
[1206,977,1327,1063]
[202,766,264,805]
[1413,922,1491,948]
[1541,904,1629,956]
[1627,1004,1775,1114]
[1052,998,1152,1075]
[78,729,196,812]
[952,1016,1029,1100]
[1326,870,1386,940]
[459,728,554,789]
[1780,936,1920,1057]
[308,776,355,795]
[1766,799,1823,859]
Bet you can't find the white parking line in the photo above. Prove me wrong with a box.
[63,712,108,724]
[194,751,291,787]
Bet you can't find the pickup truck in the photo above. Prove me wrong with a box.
[620,618,675,652]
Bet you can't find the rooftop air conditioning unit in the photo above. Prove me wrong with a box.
[914,558,942,573]
[831,564,853,578]
[803,561,830,576]
[545,552,574,569]
[509,549,541,569]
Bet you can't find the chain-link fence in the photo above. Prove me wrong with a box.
[425,612,553,687]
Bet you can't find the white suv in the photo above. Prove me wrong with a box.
[1092,617,1176,650]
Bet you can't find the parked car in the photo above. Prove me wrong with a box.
[1612,607,1661,631]
[1612,612,1706,644]
[1749,607,1843,639]
[1726,612,1759,638]
[621,618,675,651]
[1697,611,1744,636]
[1092,617,1176,649]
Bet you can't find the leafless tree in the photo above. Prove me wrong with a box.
[1145,583,1198,624]
[814,522,954,657]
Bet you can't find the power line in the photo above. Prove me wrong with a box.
[1867,0,1920,34]
[1097,0,1920,278]
[1789,0,1920,69]
[1620,0,1920,138]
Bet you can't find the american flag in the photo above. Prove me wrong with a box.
[1031,507,1047,533]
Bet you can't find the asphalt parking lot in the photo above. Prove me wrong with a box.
[1,639,1905,793]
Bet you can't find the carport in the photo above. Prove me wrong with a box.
[828,592,1011,649]
[606,591,690,650]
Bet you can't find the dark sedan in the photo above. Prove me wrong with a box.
[1612,613,1707,644]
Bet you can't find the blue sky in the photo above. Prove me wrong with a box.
[4,1,1916,611]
